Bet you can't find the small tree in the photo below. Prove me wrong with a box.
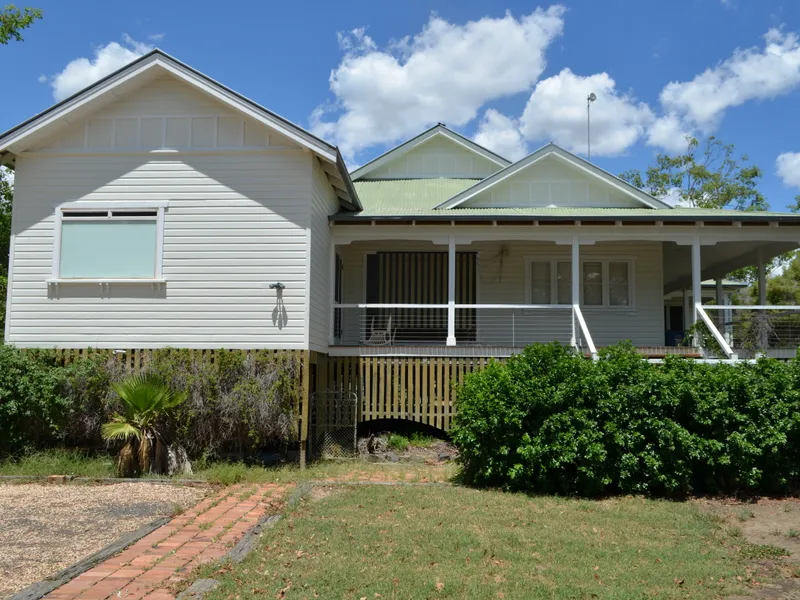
[0,5,42,44]
[620,136,766,211]
[101,374,186,477]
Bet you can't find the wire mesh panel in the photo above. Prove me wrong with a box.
[311,389,359,459]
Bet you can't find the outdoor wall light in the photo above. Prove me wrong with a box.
[269,282,285,290]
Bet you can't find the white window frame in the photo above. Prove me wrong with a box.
[50,201,168,283]
[524,255,635,309]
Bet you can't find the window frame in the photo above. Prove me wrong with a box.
[524,255,635,309]
[51,201,168,282]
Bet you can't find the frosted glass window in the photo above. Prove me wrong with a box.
[583,262,603,306]
[530,262,551,304]
[609,262,630,306]
[60,219,157,278]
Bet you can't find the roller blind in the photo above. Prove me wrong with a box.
[60,220,157,278]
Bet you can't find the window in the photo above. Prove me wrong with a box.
[608,261,630,306]
[53,204,166,280]
[527,260,571,305]
[583,261,603,306]
[525,257,634,308]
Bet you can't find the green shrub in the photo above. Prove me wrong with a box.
[0,346,300,460]
[451,342,800,496]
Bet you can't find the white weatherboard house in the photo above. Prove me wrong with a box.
[3,50,800,371]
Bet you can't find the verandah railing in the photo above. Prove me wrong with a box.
[332,303,597,356]
[698,305,800,358]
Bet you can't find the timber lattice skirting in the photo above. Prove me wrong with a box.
[315,355,496,432]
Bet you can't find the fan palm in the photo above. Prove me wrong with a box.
[102,374,186,477]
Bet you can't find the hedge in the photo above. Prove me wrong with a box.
[451,342,800,496]
[0,345,300,458]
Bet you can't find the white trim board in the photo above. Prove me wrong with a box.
[434,144,672,210]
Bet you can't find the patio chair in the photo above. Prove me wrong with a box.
[364,315,396,345]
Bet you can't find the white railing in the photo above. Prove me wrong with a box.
[332,304,577,348]
[573,304,598,358]
[701,304,800,357]
[695,304,735,358]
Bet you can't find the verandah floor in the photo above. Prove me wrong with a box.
[327,345,703,358]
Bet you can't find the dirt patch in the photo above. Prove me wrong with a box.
[696,496,800,598]
[357,434,458,463]
[308,485,340,502]
[0,482,207,599]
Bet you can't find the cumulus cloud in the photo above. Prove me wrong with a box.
[646,113,693,154]
[518,69,653,156]
[660,28,800,132]
[776,152,800,187]
[42,34,153,101]
[473,109,527,161]
[311,7,566,159]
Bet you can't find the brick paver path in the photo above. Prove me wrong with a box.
[43,467,449,600]
[44,483,290,600]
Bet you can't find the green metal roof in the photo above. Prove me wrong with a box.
[341,179,800,222]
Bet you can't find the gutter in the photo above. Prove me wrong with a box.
[328,213,800,224]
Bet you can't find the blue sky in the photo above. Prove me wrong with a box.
[4,0,800,210]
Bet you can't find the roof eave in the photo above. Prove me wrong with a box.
[329,212,800,224]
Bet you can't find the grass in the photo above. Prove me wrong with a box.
[739,542,790,560]
[386,432,437,451]
[0,448,456,485]
[202,485,749,600]
[0,450,115,477]
[788,528,799,539]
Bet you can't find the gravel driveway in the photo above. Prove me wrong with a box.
[0,482,207,599]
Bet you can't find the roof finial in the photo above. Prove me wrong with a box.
[437,122,447,128]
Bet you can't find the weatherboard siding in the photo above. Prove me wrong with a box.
[8,151,314,348]
[364,135,501,180]
[308,161,339,352]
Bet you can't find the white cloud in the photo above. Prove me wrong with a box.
[518,69,653,156]
[148,33,165,42]
[473,109,527,161]
[43,34,153,101]
[660,28,800,132]
[646,113,693,153]
[311,7,566,159]
[776,152,800,187]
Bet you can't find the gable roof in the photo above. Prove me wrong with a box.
[434,143,672,210]
[350,124,511,181]
[0,49,360,209]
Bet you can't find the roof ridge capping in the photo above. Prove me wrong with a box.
[0,48,360,210]
[433,142,672,211]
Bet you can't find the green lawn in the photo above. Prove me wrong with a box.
[0,449,454,484]
[204,485,751,600]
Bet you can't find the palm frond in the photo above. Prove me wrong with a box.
[112,374,187,425]
[101,419,142,442]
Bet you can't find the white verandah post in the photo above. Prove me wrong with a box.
[446,235,456,346]
[571,235,580,347]
[691,236,702,347]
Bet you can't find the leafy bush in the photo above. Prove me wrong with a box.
[451,342,800,496]
[0,346,300,460]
